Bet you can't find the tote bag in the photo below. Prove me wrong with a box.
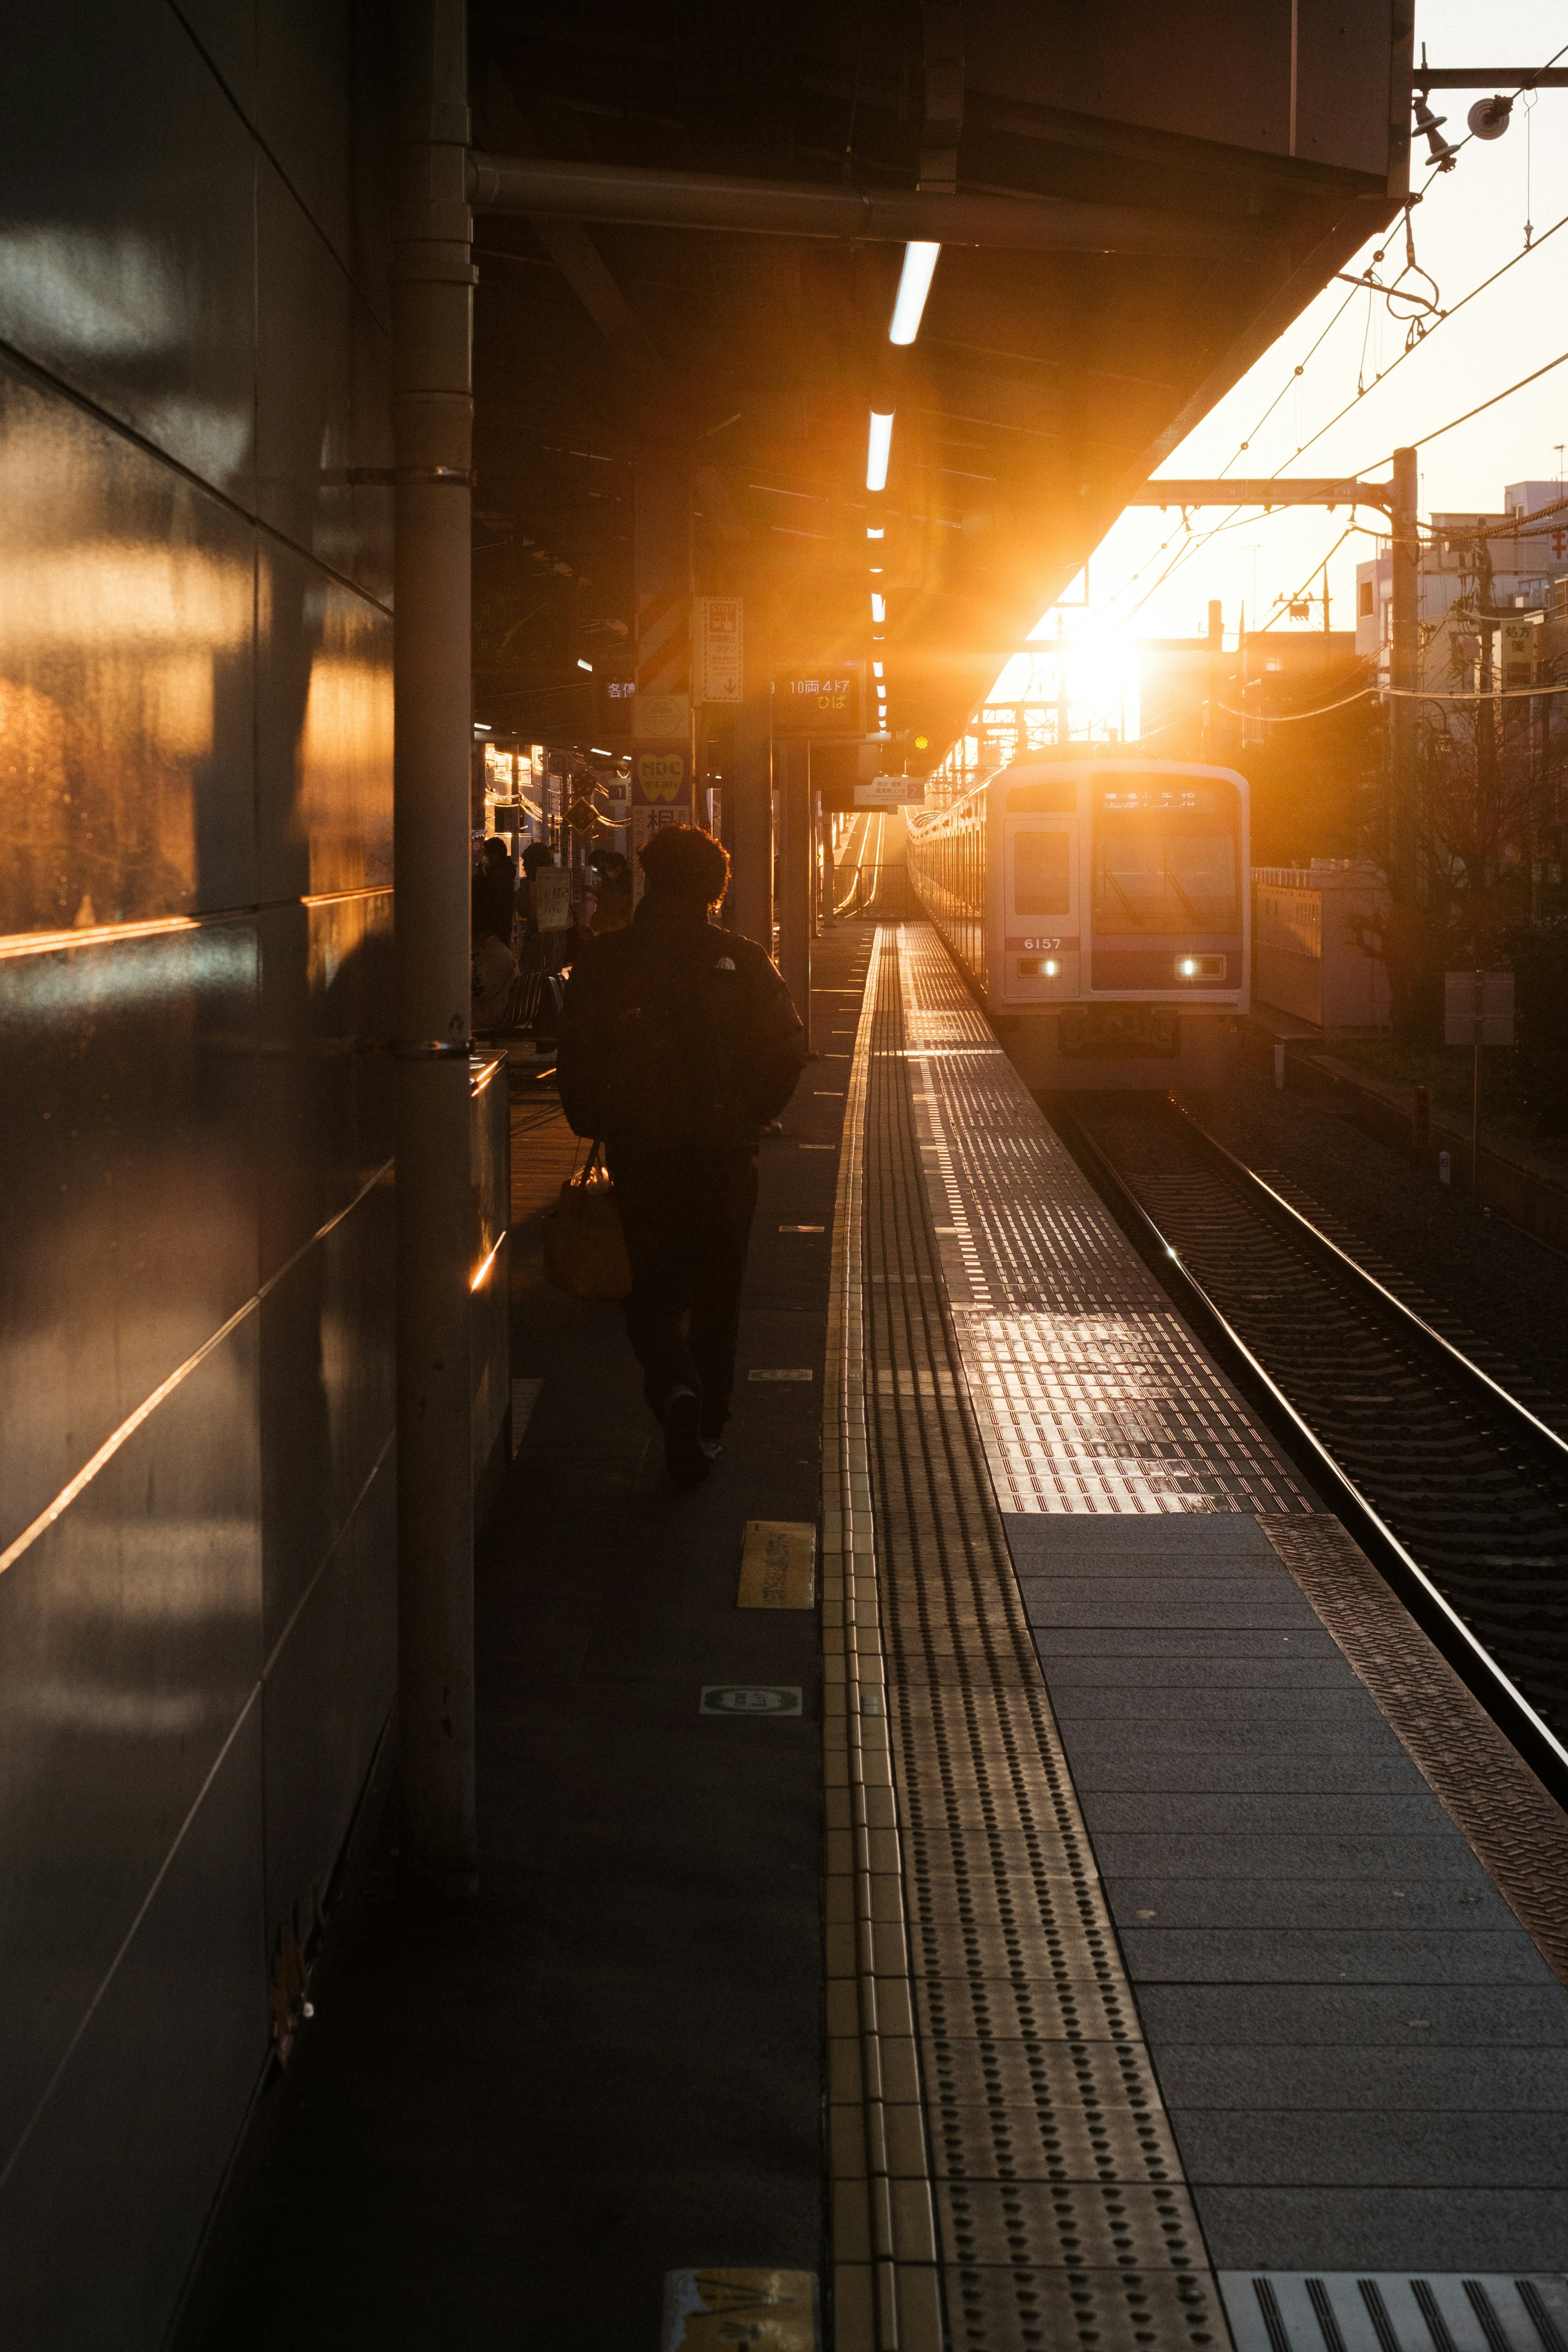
[542,1142,632,1301]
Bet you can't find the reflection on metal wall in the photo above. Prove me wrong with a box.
[0,7,398,2339]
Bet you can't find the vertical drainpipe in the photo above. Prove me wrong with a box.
[392,0,478,1904]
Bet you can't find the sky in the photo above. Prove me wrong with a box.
[1009,0,1568,668]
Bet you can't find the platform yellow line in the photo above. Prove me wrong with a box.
[820,924,942,2352]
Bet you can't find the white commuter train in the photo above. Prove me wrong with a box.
[904,756,1250,1090]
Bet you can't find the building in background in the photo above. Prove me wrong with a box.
[1356,480,1568,688]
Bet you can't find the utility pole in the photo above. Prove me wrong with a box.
[1204,598,1222,762]
[1389,445,1420,904]
[392,0,478,1904]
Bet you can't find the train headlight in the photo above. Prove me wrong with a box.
[1175,953,1225,982]
[1043,957,1060,978]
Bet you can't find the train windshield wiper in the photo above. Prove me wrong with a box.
[1162,861,1201,923]
[1102,868,1144,926]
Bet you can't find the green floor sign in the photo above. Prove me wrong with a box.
[699,1685,803,1719]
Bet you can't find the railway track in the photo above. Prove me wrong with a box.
[1056,1092,1568,1792]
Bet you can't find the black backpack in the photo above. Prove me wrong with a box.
[599,946,748,1149]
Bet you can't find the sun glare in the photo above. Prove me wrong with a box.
[985,617,1140,747]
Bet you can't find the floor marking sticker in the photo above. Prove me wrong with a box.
[662,2270,819,2351]
[699,1685,803,1719]
[779,1224,825,1233]
[748,1368,813,1382]
[737,1521,816,1610]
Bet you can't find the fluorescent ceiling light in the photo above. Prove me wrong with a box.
[590,747,611,756]
[872,662,884,677]
[889,241,940,346]
[866,410,893,492]
[577,657,593,672]
[474,722,492,732]
[871,593,886,622]
[866,526,884,540]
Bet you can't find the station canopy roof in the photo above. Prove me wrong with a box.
[469,1,1409,766]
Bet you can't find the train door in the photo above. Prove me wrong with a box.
[1002,804,1079,1001]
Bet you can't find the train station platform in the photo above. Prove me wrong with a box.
[184,920,1568,2352]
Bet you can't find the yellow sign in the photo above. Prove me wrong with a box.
[637,750,687,802]
[662,2270,819,2352]
[737,1521,816,1609]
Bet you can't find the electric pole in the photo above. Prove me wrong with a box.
[1389,445,1419,904]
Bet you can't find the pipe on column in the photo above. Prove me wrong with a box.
[392,0,478,1904]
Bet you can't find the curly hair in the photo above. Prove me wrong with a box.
[637,824,731,905]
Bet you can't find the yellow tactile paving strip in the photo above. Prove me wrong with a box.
[823,926,946,2352]
[822,924,1234,2352]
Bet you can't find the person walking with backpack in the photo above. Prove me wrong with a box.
[556,825,807,1486]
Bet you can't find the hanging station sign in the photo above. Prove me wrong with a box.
[771,663,866,737]
[853,775,925,808]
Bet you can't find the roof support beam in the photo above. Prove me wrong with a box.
[1414,67,1568,87]
[467,153,1262,258]
[1131,476,1393,509]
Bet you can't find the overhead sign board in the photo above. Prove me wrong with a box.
[854,775,925,808]
[771,663,865,737]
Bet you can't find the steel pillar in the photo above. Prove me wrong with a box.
[777,738,811,1042]
[392,0,477,1905]
[1389,445,1420,903]
[730,557,772,949]
[632,462,692,898]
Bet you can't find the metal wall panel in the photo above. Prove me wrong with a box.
[0,2,399,2339]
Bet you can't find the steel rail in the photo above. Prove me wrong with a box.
[1167,1095,1568,1469]
[1057,1109,1568,1811]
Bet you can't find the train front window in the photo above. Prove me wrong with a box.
[1092,791,1239,932]
[1012,828,1070,916]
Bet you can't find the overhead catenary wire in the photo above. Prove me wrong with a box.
[998,38,1568,726]
[1285,200,1568,472]
[1219,679,1568,724]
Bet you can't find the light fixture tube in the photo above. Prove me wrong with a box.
[866,409,894,492]
[866,526,884,540]
[871,593,886,623]
[872,662,884,677]
[577,657,593,672]
[888,241,940,346]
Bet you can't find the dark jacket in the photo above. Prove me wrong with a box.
[472,863,516,947]
[557,894,807,1151]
